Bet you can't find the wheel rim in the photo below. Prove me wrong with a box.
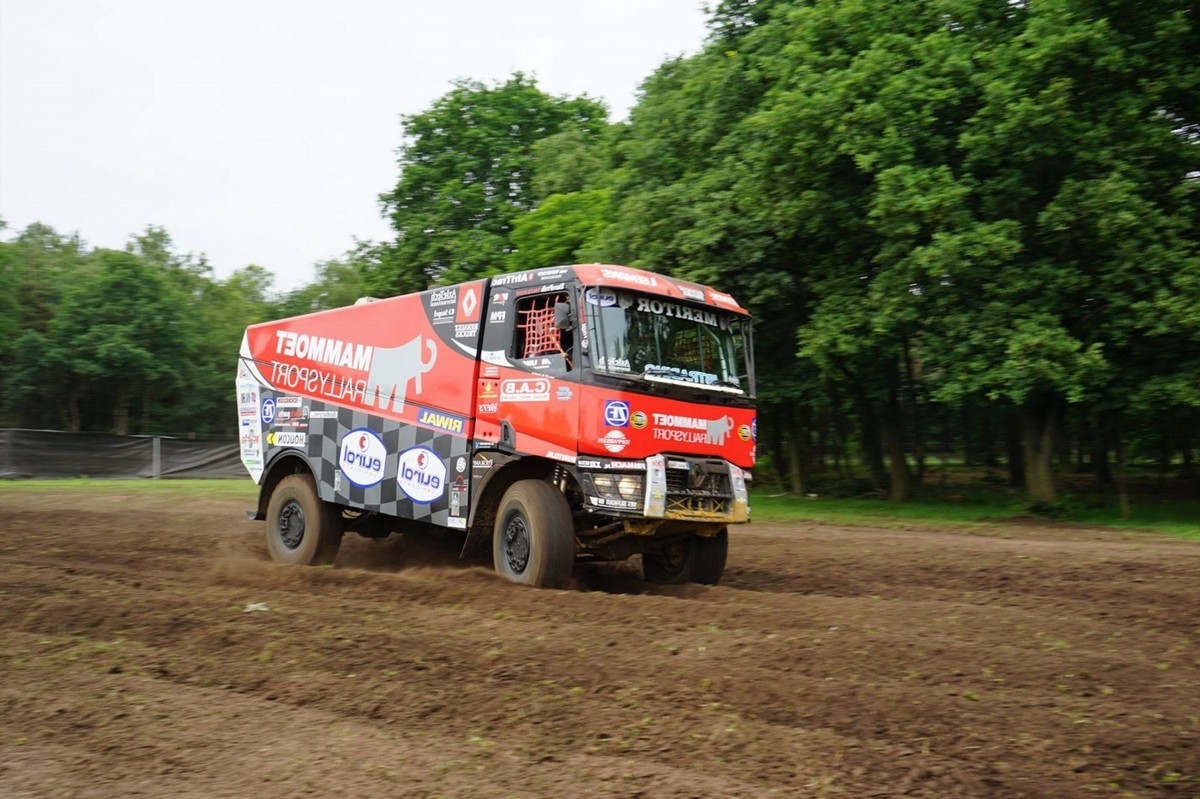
[277,499,305,550]
[502,512,531,574]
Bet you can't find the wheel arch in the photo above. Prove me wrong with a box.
[253,451,318,520]
[461,455,575,558]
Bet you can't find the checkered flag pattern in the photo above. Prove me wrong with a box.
[263,396,470,528]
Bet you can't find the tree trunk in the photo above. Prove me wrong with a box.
[1005,412,1024,488]
[784,406,811,495]
[902,340,926,482]
[882,415,911,502]
[113,383,130,436]
[1020,399,1058,507]
[1114,418,1131,520]
[857,403,887,491]
[1091,413,1112,488]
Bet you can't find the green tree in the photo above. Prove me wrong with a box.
[373,74,607,294]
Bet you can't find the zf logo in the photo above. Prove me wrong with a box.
[603,400,630,427]
[260,397,276,425]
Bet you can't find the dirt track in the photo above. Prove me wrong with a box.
[0,488,1197,798]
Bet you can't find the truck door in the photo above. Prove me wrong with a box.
[474,284,580,462]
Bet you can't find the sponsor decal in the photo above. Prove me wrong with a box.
[600,267,657,287]
[635,297,721,327]
[478,380,499,399]
[501,378,550,402]
[708,289,741,308]
[481,365,500,378]
[238,390,259,417]
[417,408,466,435]
[491,271,532,287]
[584,288,617,306]
[491,291,509,304]
[472,455,495,470]
[447,516,468,530]
[449,476,467,516]
[644,363,720,386]
[269,333,437,415]
[454,322,480,339]
[630,411,648,429]
[650,414,735,446]
[578,458,647,471]
[339,428,386,488]
[603,400,630,427]
[276,396,302,409]
[590,496,639,510]
[429,287,457,308]
[431,307,456,325]
[545,450,576,464]
[675,283,706,302]
[266,431,307,448]
[481,350,511,367]
[752,418,757,441]
[488,309,506,323]
[556,386,573,401]
[274,331,373,370]
[309,410,337,419]
[535,267,568,280]
[476,402,498,414]
[596,356,631,372]
[738,424,752,442]
[396,446,446,504]
[539,281,566,293]
[522,356,554,370]
[260,397,276,425]
[599,430,629,453]
[240,427,261,453]
[455,457,466,473]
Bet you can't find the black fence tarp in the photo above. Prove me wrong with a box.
[0,429,245,479]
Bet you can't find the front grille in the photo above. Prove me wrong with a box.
[665,458,732,516]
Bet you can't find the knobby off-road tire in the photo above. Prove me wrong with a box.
[493,479,575,588]
[265,474,343,566]
[643,528,728,585]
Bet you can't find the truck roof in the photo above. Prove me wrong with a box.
[493,264,748,316]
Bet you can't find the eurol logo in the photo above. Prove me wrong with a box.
[339,428,386,488]
[396,446,446,504]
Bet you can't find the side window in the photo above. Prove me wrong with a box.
[513,291,573,375]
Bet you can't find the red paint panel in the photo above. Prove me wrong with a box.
[244,293,478,435]
[576,383,756,469]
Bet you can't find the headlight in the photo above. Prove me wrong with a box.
[588,473,645,506]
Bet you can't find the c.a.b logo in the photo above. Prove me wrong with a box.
[603,400,630,427]
[261,397,276,425]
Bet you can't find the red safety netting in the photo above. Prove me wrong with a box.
[519,296,565,359]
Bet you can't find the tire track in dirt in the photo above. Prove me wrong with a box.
[1,491,1198,797]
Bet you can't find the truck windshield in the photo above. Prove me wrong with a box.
[584,288,752,395]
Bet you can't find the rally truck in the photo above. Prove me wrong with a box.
[236,264,755,588]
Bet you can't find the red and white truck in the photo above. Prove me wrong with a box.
[236,264,755,587]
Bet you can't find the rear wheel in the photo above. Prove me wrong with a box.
[643,528,728,585]
[493,480,574,588]
[265,474,342,566]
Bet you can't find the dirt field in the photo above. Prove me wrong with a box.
[0,488,1197,798]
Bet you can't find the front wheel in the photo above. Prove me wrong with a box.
[643,529,728,585]
[492,480,575,588]
[265,474,343,565]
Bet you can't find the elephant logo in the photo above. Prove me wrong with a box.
[365,335,438,413]
[705,415,735,446]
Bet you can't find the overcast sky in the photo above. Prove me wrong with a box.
[0,0,709,291]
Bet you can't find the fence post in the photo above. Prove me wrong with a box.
[152,436,161,480]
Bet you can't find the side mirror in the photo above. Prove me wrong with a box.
[553,301,573,330]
